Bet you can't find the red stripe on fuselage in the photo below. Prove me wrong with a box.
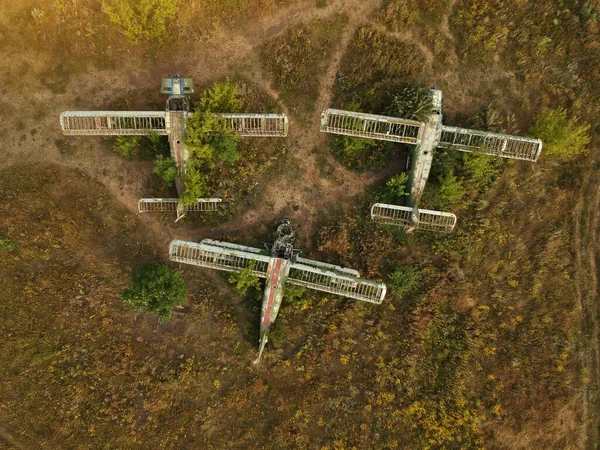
[263,258,283,327]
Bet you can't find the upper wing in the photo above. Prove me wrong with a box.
[168,239,269,277]
[60,111,168,136]
[439,126,542,161]
[287,262,386,304]
[370,203,457,233]
[214,113,288,137]
[320,109,423,144]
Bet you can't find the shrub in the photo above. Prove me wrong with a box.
[0,237,16,251]
[382,172,409,204]
[385,85,433,123]
[331,135,386,171]
[153,155,177,186]
[229,262,261,295]
[112,132,167,161]
[529,108,590,159]
[121,262,187,320]
[388,264,423,297]
[197,78,243,113]
[180,165,209,206]
[461,153,501,189]
[102,0,178,44]
[283,284,307,308]
[437,171,466,208]
[211,134,240,164]
[113,136,142,160]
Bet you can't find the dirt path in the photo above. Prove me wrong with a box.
[573,166,600,448]
[193,0,389,241]
[0,0,389,249]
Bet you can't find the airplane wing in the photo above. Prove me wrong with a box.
[439,126,542,161]
[213,113,288,137]
[168,239,270,277]
[60,111,168,136]
[320,108,423,144]
[287,262,386,304]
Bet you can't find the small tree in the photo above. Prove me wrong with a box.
[332,135,383,171]
[153,155,177,186]
[198,79,243,113]
[113,136,142,160]
[388,265,423,298]
[229,262,261,295]
[102,0,178,44]
[283,284,307,308]
[462,153,501,189]
[438,171,465,208]
[180,165,209,206]
[113,132,167,160]
[529,108,590,159]
[211,133,241,164]
[121,263,187,321]
[382,172,409,203]
[385,85,433,123]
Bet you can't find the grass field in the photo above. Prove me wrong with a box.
[0,0,598,448]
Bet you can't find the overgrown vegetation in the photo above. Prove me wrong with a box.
[338,25,426,91]
[228,262,262,296]
[153,154,178,187]
[101,0,178,44]
[387,263,423,298]
[182,79,243,206]
[529,108,591,160]
[262,15,347,115]
[121,262,188,320]
[112,132,168,161]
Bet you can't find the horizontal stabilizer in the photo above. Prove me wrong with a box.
[439,126,542,161]
[287,263,386,304]
[138,198,221,213]
[371,203,457,233]
[169,239,269,277]
[320,109,423,144]
[60,111,168,136]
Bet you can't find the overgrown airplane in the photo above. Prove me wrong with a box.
[168,220,387,363]
[60,75,289,221]
[320,88,543,232]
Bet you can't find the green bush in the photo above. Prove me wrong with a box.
[385,85,433,123]
[388,265,423,297]
[461,153,501,189]
[229,262,261,295]
[529,108,590,159]
[211,134,240,164]
[197,78,243,113]
[283,284,307,308]
[437,171,466,208]
[102,0,178,44]
[112,132,167,161]
[153,155,177,186]
[0,237,16,251]
[121,262,187,321]
[382,172,409,204]
[180,165,209,206]
[332,135,387,171]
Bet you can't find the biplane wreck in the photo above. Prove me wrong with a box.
[168,220,387,363]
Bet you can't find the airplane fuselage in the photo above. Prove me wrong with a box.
[256,257,292,362]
